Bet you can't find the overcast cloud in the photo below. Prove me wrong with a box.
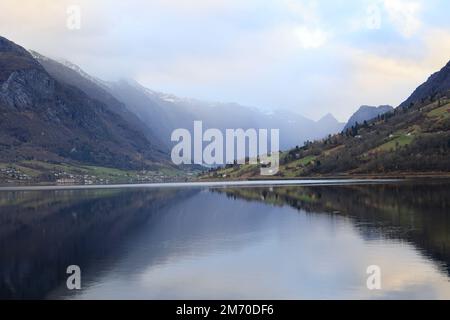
[1,0,450,121]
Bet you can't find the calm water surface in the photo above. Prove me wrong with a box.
[1,180,450,299]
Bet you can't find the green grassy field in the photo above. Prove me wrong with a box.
[0,160,187,184]
[427,103,450,119]
[374,134,415,153]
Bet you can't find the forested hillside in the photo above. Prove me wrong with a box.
[203,60,450,179]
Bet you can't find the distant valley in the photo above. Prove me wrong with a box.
[0,35,348,184]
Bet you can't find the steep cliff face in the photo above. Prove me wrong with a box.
[0,68,55,112]
[0,37,43,82]
[0,37,55,112]
[30,52,166,150]
[0,36,167,169]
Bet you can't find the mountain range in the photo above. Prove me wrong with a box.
[204,58,450,179]
[0,37,168,170]
[0,35,347,183]
[4,34,449,183]
[97,77,345,151]
[29,49,346,152]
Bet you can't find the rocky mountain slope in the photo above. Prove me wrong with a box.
[0,36,168,177]
[30,51,166,151]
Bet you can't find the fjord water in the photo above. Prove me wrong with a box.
[1,181,450,299]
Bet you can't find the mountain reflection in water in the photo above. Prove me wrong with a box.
[0,180,450,299]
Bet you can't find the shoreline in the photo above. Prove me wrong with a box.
[0,177,430,192]
[2,172,450,191]
[200,172,450,181]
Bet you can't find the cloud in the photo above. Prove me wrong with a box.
[0,0,448,121]
[341,27,450,110]
[282,0,330,49]
[294,26,328,49]
[283,0,321,25]
[383,0,422,37]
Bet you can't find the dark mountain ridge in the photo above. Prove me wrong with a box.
[344,105,393,130]
[30,51,166,151]
[0,36,167,170]
[400,60,450,108]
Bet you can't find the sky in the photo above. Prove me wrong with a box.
[1,0,450,121]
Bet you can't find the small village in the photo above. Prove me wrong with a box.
[0,166,183,185]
